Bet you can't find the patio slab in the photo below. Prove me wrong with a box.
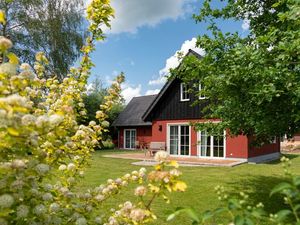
[103,153,245,167]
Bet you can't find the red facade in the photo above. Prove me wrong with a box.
[151,119,280,160]
[118,126,152,149]
[116,119,280,161]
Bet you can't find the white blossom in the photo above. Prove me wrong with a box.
[101,121,110,127]
[89,121,96,126]
[0,194,14,208]
[154,151,169,162]
[67,163,76,171]
[58,164,67,171]
[95,217,102,224]
[16,205,29,218]
[75,217,87,225]
[20,63,31,71]
[95,194,105,202]
[11,159,26,169]
[134,186,147,196]
[42,193,53,201]
[21,114,36,126]
[0,36,12,50]
[49,203,60,212]
[48,114,64,126]
[130,208,146,222]
[0,63,16,76]
[35,163,50,175]
[33,204,46,215]
[35,115,49,128]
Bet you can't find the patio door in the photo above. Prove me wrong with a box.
[168,125,190,156]
[198,130,225,158]
[124,129,136,149]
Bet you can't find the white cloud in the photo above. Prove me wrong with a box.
[121,83,142,104]
[148,76,167,86]
[242,19,250,31]
[149,37,205,86]
[104,0,195,34]
[86,83,94,94]
[145,89,160,95]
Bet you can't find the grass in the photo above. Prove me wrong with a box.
[78,150,300,224]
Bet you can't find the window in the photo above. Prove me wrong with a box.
[199,83,206,99]
[199,130,225,158]
[169,125,190,156]
[180,83,190,101]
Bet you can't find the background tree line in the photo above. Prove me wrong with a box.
[0,0,125,145]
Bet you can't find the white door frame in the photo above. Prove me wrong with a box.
[167,123,191,157]
[123,129,136,149]
[197,130,226,159]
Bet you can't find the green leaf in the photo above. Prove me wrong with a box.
[202,210,213,221]
[276,209,292,221]
[292,176,300,186]
[228,199,240,210]
[245,217,254,225]
[270,182,293,196]
[234,215,245,225]
[214,207,226,215]
[167,208,200,223]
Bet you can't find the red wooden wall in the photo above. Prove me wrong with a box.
[118,126,152,149]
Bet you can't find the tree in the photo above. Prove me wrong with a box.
[0,0,86,80]
[0,0,186,224]
[82,77,125,142]
[83,77,107,124]
[172,0,300,144]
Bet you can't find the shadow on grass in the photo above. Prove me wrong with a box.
[226,175,289,214]
[258,153,300,165]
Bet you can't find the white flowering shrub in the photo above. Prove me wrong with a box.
[0,1,187,224]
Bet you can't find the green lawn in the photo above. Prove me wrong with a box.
[79,150,300,224]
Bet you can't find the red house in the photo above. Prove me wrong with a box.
[113,50,281,163]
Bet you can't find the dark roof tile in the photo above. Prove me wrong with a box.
[112,95,157,127]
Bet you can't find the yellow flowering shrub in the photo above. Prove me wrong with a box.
[0,1,186,224]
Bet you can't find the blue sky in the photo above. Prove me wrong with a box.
[88,0,249,103]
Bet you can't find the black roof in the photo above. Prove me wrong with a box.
[142,49,202,121]
[112,95,157,127]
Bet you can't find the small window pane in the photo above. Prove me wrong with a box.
[181,83,190,101]
[199,83,206,99]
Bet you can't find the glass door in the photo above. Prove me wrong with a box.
[124,129,136,149]
[169,126,179,155]
[169,125,190,156]
[199,130,225,158]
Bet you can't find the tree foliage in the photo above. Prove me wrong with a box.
[0,1,187,224]
[82,77,124,142]
[0,0,86,80]
[172,0,300,144]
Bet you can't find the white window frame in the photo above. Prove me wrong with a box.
[123,129,136,149]
[199,83,206,100]
[197,130,226,159]
[180,83,190,102]
[167,123,191,157]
